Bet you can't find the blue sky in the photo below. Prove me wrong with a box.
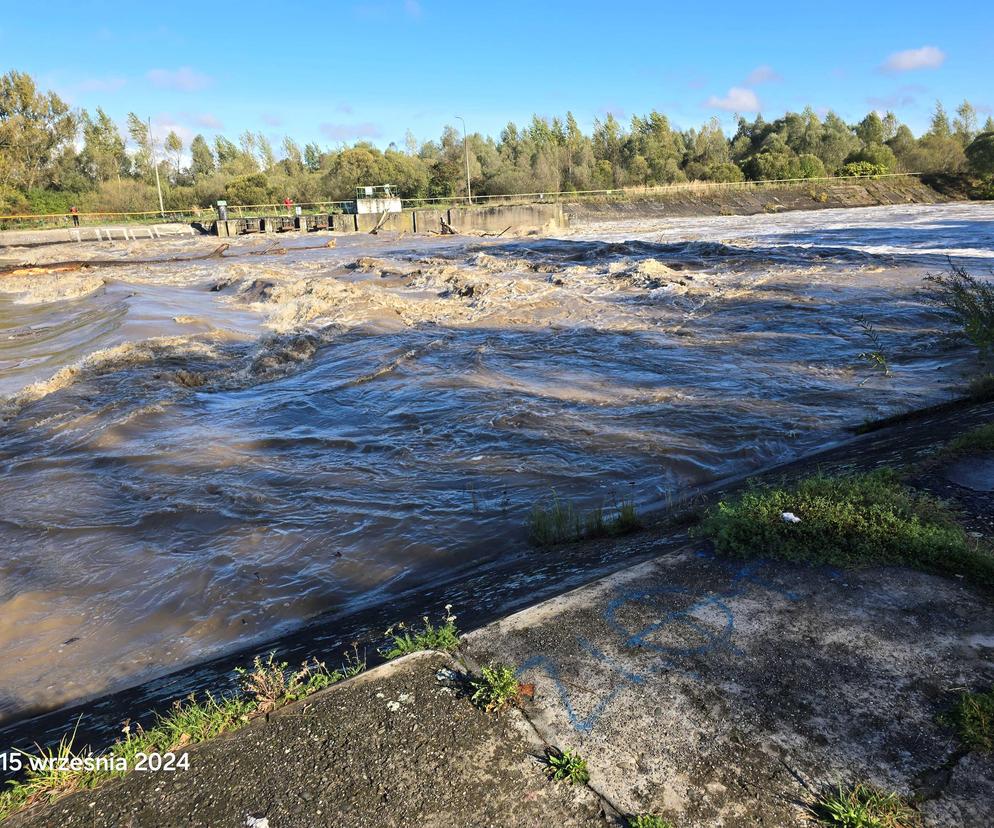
[2,0,991,152]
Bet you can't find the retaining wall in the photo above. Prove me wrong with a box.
[446,203,565,234]
[211,202,569,238]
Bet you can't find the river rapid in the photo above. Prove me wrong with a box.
[1,202,991,722]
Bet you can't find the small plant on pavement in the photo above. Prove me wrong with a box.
[382,604,460,659]
[942,686,994,752]
[546,748,590,784]
[470,664,521,713]
[629,816,674,828]
[235,653,341,714]
[808,782,920,827]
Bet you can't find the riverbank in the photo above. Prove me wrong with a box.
[0,174,962,250]
[567,175,952,220]
[4,394,993,827]
[5,202,990,731]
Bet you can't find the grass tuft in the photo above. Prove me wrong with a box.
[0,645,366,822]
[628,816,674,828]
[235,654,343,715]
[545,748,590,784]
[808,782,920,827]
[943,422,994,457]
[381,605,460,659]
[528,490,641,547]
[470,664,521,713]
[942,686,994,752]
[696,469,994,585]
[967,373,994,401]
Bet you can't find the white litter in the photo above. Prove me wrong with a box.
[781,512,802,524]
[246,817,270,828]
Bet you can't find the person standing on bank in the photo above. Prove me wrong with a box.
[69,205,79,227]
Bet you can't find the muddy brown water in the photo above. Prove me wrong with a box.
[0,202,992,728]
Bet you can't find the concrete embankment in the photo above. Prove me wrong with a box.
[7,399,994,827]
[214,202,567,238]
[567,176,951,221]
[0,222,198,247]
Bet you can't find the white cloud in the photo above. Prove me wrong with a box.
[880,46,946,73]
[320,122,383,141]
[745,65,781,85]
[146,66,213,92]
[195,113,224,129]
[75,76,127,93]
[261,112,283,126]
[706,87,761,113]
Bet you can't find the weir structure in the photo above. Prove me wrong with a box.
[212,201,567,237]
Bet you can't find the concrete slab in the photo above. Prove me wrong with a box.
[7,652,608,828]
[332,213,357,233]
[0,224,197,246]
[355,212,413,233]
[464,547,994,827]
[944,453,994,492]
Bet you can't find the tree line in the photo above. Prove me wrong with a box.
[1,69,993,216]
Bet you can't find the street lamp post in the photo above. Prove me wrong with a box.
[455,115,471,203]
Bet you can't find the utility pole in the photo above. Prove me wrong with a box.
[455,115,471,202]
[148,117,165,218]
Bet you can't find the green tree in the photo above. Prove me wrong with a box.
[855,111,885,146]
[845,142,898,173]
[797,153,826,178]
[79,107,128,183]
[225,173,270,205]
[953,101,978,147]
[886,125,917,170]
[165,131,183,180]
[0,70,76,191]
[189,134,215,180]
[817,112,859,173]
[126,112,152,179]
[965,132,994,176]
[303,142,322,172]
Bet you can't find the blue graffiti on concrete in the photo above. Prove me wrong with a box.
[520,551,803,733]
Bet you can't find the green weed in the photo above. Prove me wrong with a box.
[808,782,920,827]
[628,816,674,828]
[942,686,994,752]
[470,664,521,713]
[235,654,342,714]
[942,422,994,457]
[546,748,590,784]
[528,490,583,546]
[696,469,994,585]
[528,490,641,547]
[382,605,460,659]
[924,265,994,363]
[855,315,891,384]
[0,645,365,822]
[968,373,994,401]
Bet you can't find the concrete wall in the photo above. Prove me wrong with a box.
[413,209,446,234]
[332,213,357,233]
[211,203,568,237]
[355,212,411,233]
[446,203,565,234]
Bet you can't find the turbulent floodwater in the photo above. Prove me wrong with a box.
[1,202,991,721]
